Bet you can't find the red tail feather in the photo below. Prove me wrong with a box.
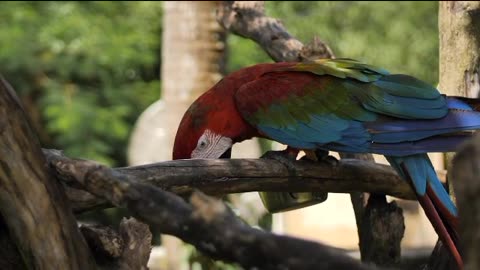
[419,187,462,270]
[401,164,463,270]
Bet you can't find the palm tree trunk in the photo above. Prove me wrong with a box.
[128,2,260,269]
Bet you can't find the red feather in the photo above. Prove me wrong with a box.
[172,62,295,159]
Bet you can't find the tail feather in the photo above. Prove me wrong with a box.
[387,154,462,269]
[419,185,462,269]
[387,154,457,218]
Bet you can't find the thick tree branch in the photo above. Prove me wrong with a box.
[43,149,418,213]
[216,1,334,62]
[0,76,96,269]
[47,150,379,270]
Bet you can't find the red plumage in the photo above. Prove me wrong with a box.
[173,62,294,159]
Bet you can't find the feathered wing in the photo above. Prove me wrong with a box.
[235,58,480,154]
[235,58,480,268]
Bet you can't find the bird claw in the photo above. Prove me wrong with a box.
[320,155,339,167]
[299,149,339,167]
[314,149,339,166]
[314,149,329,159]
[260,150,297,171]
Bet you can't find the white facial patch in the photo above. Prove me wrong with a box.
[191,129,232,159]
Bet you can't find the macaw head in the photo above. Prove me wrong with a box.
[172,80,257,160]
[172,63,281,160]
[172,102,233,160]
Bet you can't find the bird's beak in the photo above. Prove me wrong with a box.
[219,147,232,159]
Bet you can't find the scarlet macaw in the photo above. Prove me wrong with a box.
[173,58,477,269]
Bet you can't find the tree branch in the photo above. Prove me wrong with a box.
[216,1,334,62]
[43,149,417,213]
[47,149,379,270]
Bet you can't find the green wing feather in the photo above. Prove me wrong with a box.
[266,58,445,119]
[278,58,390,82]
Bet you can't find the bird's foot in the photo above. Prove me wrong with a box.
[301,149,339,167]
[260,148,299,172]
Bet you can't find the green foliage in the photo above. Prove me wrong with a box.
[229,1,439,85]
[0,1,438,167]
[0,1,162,166]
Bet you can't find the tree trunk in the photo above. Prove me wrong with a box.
[433,1,480,269]
[451,134,480,270]
[439,1,480,98]
[128,1,228,165]
[0,76,96,269]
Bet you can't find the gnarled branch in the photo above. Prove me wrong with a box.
[216,1,334,61]
[47,149,378,270]
[43,149,418,213]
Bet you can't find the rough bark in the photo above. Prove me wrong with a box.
[43,149,420,213]
[439,1,480,98]
[0,75,96,269]
[46,151,380,270]
[80,217,152,270]
[358,195,404,266]
[0,215,25,270]
[439,0,480,197]
[217,1,334,62]
[451,134,480,270]
[342,153,405,267]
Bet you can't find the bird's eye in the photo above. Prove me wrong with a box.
[197,136,208,149]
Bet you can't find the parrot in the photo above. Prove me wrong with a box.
[173,58,479,269]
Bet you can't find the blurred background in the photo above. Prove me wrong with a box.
[0,1,441,269]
